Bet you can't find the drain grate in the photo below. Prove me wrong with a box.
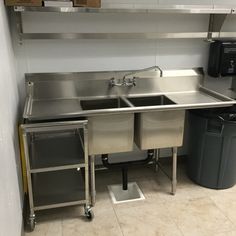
[107,182,145,204]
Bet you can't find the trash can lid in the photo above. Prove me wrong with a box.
[190,108,225,119]
[220,113,236,122]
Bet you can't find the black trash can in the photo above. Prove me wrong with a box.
[188,108,236,189]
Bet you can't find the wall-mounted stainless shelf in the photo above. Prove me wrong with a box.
[12,5,236,41]
[20,32,236,40]
[13,6,236,14]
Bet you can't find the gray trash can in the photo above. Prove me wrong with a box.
[188,108,236,189]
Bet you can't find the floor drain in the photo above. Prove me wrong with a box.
[107,182,145,204]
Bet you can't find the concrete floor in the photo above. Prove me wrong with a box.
[25,162,236,236]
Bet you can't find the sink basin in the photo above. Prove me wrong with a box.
[80,98,129,110]
[134,110,185,150]
[80,97,134,155]
[127,95,175,107]
[125,95,185,150]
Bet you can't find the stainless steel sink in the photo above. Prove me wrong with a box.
[80,98,134,155]
[80,98,129,110]
[23,68,236,153]
[127,95,175,107]
[134,109,185,150]
[126,95,185,150]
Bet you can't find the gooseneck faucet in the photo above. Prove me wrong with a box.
[109,66,163,88]
[123,66,163,79]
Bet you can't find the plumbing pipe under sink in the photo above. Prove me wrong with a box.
[101,150,154,190]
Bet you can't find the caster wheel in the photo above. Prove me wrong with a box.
[28,218,36,232]
[84,207,94,221]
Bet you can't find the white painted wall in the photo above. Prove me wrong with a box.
[0,3,22,236]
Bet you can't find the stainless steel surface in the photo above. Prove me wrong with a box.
[123,66,163,79]
[80,98,134,155]
[15,11,23,44]
[87,114,134,155]
[13,5,235,14]
[134,110,185,150]
[28,130,86,173]
[90,155,96,207]
[154,148,179,195]
[172,147,178,195]
[34,200,87,211]
[21,69,236,201]
[22,132,35,217]
[32,169,86,208]
[207,14,227,41]
[30,164,86,174]
[14,6,236,41]
[203,75,236,99]
[23,68,236,121]
[83,122,90,210]
[154,149,160,173]
[28,99,83,119]
[19,32,236,40]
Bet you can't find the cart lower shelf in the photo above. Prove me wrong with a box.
[32,168,86,209]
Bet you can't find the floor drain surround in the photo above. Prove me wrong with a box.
[108,182,145,204]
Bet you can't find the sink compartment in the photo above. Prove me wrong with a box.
[80,98,134,155]
[87,114,134,155]
[134,110,185,150]
[80,98,129,110]
[127,95,175,107]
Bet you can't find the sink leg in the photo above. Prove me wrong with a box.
[171,147,178,195]
[154,149,160,172]
[90,155,96,207]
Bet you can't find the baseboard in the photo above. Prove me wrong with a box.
[21,219,24,236]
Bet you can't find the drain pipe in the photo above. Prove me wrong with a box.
[101,150,154,191]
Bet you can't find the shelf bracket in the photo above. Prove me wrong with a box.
[15,11,23,45]
[207,13,227,42]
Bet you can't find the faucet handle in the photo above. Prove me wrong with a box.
[110,77,124,87]
[110,77,115,87]
[131,77,137,86]
[124,77,136,87]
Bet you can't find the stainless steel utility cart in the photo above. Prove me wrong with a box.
[21,120,94,231]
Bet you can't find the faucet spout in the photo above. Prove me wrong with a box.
[153,66,163,77]
[123,65,163,80]
[110,65,163,88]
